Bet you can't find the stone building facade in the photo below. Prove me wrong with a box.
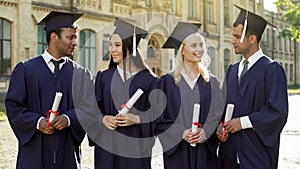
[0,0,299,96]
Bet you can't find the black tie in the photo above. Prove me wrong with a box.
[51,59,64,76]
[239,59,249,85]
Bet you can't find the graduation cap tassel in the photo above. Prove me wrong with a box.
[132,25,137,57]
[240,0,249,43]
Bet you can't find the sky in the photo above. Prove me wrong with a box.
[264,0,278,12]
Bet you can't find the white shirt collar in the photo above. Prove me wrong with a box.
[117,65,138,82]
[42,49,66,73]
[238,48,272,76]
[181,68,200,90]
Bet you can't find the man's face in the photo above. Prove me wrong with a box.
[231,24,250,55]
[56,27,78,57]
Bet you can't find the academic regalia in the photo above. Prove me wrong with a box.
[156,73,224,169]
[5,56,95,169]
[218,56,288,169]
[92,67,157,169]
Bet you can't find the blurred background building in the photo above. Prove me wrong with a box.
[0,0,299,100]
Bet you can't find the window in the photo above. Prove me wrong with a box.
[172,0,177,14]
[189,0,196,18]
[266,28,270,45]
[290,64,293,81]
[102,40,110,60]
[284,63,288,76]
[224,49,230,72]
[206,0,214,22]
[146,0,155,8]
[284,37,287,51]
[208,47,215,74]
[37,25,48,54]
[0,18,11,76]
[279,36,282,51]
[79,29,96,76]
[224,0,230,26]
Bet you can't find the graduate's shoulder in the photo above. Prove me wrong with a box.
[66,58,93,79]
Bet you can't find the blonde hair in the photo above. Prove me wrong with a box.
[172,32,211,85]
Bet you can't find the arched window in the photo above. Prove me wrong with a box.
[79,29,96,76]
[208,47,215,74]
[224,49,230,72]
[0,18,11,76]
[37,25,47,54]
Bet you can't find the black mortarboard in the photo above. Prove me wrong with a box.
[113,18,148,45]
[234,4,275,42]
[38,11,83,34]
[162,22,202,49]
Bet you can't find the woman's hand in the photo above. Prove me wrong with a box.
[182,128,206,144]
[216,124,229,142]
[115,113,140,127]
[102,115,118,130]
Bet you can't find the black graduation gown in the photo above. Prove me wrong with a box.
[92,67,157,169]
[218,56,288,169]
[5,56,95,169]
[156,73,224,169]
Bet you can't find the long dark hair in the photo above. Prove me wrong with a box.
[108,35,148,80]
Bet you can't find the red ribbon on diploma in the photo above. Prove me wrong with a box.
[46,110,59,128]
[221,122,226,138]
[193,122,203,128]
[121,100,130,110]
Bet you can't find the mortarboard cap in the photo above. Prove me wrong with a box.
[113,18,148,45]
[234,4,275,42]
[162,22,202,49]
[38,11,83,34]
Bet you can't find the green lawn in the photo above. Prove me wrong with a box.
[0,103,6,120]
[288,88,300,95]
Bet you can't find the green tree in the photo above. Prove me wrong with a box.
[275,0,300,42]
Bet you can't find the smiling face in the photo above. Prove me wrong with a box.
[109,34,124,65]
[55,27,78,57]
[181,33,205,63]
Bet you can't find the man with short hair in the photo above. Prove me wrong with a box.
[217,5,288,169]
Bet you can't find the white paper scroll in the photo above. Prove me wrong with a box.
[118,89,144,114]
[224,104,235,122]
[191,103,200,147]
[49,92,63,122]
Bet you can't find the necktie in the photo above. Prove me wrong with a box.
[51,59,64,76]
[239,59,249,84]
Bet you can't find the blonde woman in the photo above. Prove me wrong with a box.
[156,22,224,169]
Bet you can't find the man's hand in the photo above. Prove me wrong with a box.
[224,118,242,134]
[216,124,229,142]
[51,115,69,130]
[38,118,54,135]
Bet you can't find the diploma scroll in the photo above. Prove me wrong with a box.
[222,104,235,138]
[49,92,63,123]
[119,89,144,114]
[191,103,200,147]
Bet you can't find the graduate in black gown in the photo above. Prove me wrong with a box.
[216,5,288,169]
[5,11,98,169]
[156,22,224,169]
[91,18,157,169]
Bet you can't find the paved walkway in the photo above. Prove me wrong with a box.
[1,95,300,169]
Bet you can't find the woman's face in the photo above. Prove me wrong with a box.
[182,33,205,63]
[110,34,123,64]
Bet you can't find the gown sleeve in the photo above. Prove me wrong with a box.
[249,62,288,147]
[5,62,41,146]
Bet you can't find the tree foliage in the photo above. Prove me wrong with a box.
[275,0,300,42]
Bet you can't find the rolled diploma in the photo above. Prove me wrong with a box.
[224,104,235,122]
[118,89,144,114]
[191,103,200,147]
[49,92,63,122]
